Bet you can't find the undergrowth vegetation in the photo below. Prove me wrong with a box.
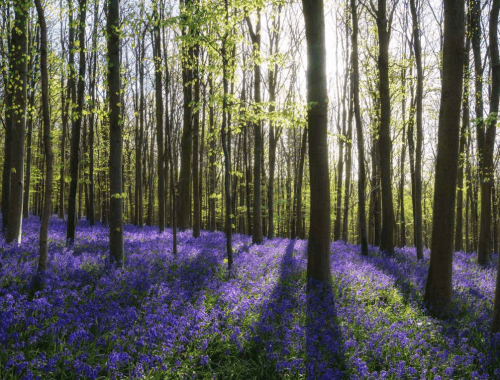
[1,216,500,379]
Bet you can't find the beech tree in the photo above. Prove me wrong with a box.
[302,0,331,285]
[424,0,465,318]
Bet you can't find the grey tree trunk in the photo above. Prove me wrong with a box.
[66,0,87,244]
[376,0,395,254]
[424,0,465,318]
[6,2,28,244]
[302,0,332,285]
[107,0,124,267]
[351,0,368,255]
[35,0,53,275]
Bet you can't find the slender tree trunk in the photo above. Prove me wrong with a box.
[247,13,263,245]
[410,0,424,260]
[107,0,123,267]
[35,0,53,275]
[424,0,465,318]
[192,42,201,237]
[376,0,395,254]
[153,5,165,233]
[6,2,29,244]
[208,74,216,231]
[295,128,307,239]
[342,95,353,242]
[351,0,368,255]
[456,36,470,252]
[66,0,87,244]
[1,8,12,232]
[488,0,500,333]
[302,0,331,285]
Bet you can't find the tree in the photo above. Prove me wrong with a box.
[154,0,165,233]
[247,11,263,245]
[35,0,53,274]
[67,0,87,244]
[409,0,424,260]
[423,0,465,318]
[108,0,124,267]
[6,0,29,244]
[374,0,395,254]
[302,0,331,285]
[350,0,368,256]
[488,0,500,333]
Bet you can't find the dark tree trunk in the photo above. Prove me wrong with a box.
[424,0,465,318]
[1,8,12,233]
[410,0,424,260]
[302,0,332,285]
[153,5,165,233]
[107,0,124,267]
[35,0,53,274]
[376,0,395,254]
[208,74,216,231]
[247,14,263,245]
[477,0,499,266]
[295,128,307,239]
[489,0,500,333]
[351,0,368,255]
[342,94,353,242]
[456,36,470,252]
[24,54,37,219]
[88,1,98,226]
[66,0,87,244]
[192,43,201,237]
[6,2,28,244]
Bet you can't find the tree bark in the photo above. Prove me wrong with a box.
[302,0,332,285]
[351,0,368,255]
[376,0,395,254]
[66,0,87,244]
[6,1,29,244]
[108,0,124,267]
[424,0,465,318]
[35,0,53,274]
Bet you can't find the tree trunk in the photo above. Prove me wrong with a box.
[342,94,353,242]
[35,0,53,275]
[107,0,124,267]
[153,5,165,233]
[302,0,331,285]
[192,42,201,237]
[456,36,470,252]
[477,0,499,266]
[295,128,307,239]
[376,0,395,254]
[488,0,500,333]
[424,0,465,318]
[6,2,28,244]
[351,0,368,255]
[66,0,87,244]
[247,13,263,245]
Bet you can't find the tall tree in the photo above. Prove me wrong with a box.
[6,0,29,243]
[302,0,331,285]
[476,0,499,265]
[488,0,500,333]
[247,11,263,245]
[154,0,165,233]
[423,0,465,318]
[108,0,124,267]
[410,0,424,260]
[177,0,195,230]
[35,0,53,274]
[350,0,368,255]
[1,6,12,233]
[374,0,395,254]
[66,0,87,244]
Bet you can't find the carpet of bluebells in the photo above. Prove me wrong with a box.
[1,216,500,379]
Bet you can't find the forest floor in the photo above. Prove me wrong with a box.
[1,216,500,379]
